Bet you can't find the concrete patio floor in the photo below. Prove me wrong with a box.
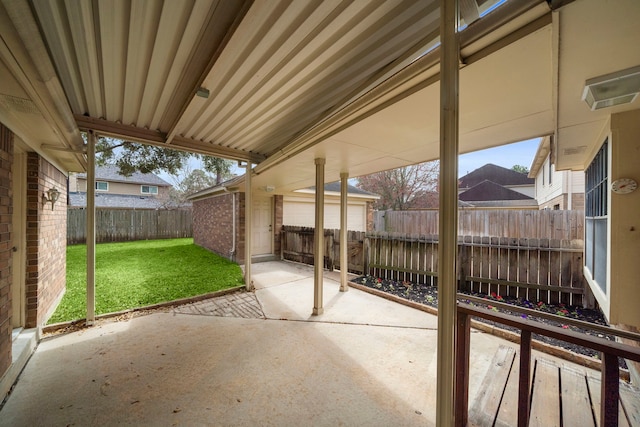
[0,261,597,426]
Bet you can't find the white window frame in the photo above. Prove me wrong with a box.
[141,185,158,195]
[584,139,608,294]
[95,181,109,191]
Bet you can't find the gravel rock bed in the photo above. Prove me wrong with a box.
[354,275,625,367]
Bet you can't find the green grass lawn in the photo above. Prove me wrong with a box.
[49,238,245,324]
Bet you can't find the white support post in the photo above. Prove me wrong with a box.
[339,172,349,292]
[436,0,460,426]
[244,163,253,291]
[86,131,96,325]
[313,158,325,315]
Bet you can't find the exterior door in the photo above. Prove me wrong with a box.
[11,148,26,328]
[252,196,272,255]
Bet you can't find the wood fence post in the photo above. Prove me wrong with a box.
[455,310,470,427]
[280,230,284,261]
[363,235,370,276]
[458,238,469,293]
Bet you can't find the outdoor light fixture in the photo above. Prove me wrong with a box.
[265,185,275,192]
[582,65,640,111]
[42,187,60,210]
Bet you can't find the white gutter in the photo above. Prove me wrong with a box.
[222,187,236,260]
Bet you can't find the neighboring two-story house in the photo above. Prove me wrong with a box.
[457,163,538,209]
[528,136,585,210]
[68,165,173,209]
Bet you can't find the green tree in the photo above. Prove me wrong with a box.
[202,156,234,185]
[511,164,529,174]
[168,169,218,204]
[94,135,234,183]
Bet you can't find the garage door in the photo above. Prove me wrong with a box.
[283,199,366,231]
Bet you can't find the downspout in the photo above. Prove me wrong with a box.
[222,187,236,260]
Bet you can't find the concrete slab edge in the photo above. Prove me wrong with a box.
[0,329,37,406]
[348,281,630,381]
[42,285,247,334]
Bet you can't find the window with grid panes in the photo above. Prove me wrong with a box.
[584,140,608,293]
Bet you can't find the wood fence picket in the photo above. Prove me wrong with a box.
[374,209,584,240]
[281,225,589,306]
[67,208,193,244]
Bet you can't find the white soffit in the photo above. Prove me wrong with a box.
[252,22,554,193]
[555,0,640,170]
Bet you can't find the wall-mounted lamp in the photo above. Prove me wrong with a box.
[42,187,60,210]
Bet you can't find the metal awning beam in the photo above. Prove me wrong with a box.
[74,115,265,163]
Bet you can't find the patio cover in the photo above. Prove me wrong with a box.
[2,1,637,185]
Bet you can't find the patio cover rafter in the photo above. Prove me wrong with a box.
[74,115,266,163]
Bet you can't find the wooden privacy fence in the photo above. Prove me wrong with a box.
[374,209,585,240]
[281,226,588,306]
[368,232,587,306]
[67,208,193,244]
[281,226,366,274]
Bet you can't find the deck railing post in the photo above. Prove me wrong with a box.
[518,330,532,427]
[601,352,619,426]
[455,309,471,427]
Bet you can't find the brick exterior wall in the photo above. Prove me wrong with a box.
[540,193,585,211]
[193,192,283,265]
[236,193,245,263]
[366,201,374,232]
[193,193,236,260]
[0,124,13,377]
[25,153,67,328]
[571,193,585,210]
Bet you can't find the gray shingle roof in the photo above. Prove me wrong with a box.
[459,163,534,189]
[68,192,189,209]
[459,180,535,202]
[78,165,171,186]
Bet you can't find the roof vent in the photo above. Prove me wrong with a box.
[582,65,640,110]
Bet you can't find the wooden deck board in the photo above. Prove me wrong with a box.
[469,346,515,426]
[530,358,561,426]
[494,349,522,427]
[620,381,640,426]
[469,346,640,427]
[561,364,595,427]
[587,374,631,427]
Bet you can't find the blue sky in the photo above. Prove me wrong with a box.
[458,138,541,177]
[158,137,542,184]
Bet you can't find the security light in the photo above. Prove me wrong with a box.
[582,65,640,111]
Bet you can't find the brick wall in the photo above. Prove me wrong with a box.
[25,153,67,327]
[539,193,585,211]
[193,193,235,260]
[0,124,13,377]
[193,192,281,264]
[571,193,585,210]
[366,201,375,232]
[236,193,245,263]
